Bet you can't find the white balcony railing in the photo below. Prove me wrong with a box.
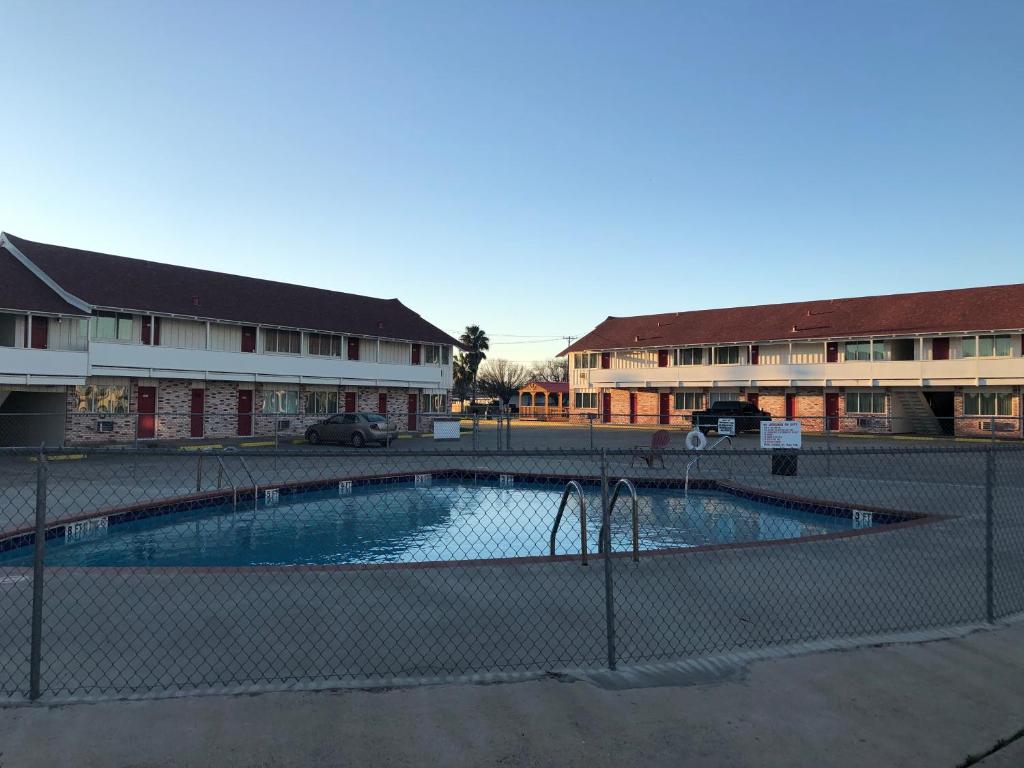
[88,342,451,387]
[0,346,89,385]
[578,357,1024,389]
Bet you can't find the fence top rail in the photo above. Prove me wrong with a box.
[1,443,1023,459]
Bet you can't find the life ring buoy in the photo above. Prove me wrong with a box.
[685,429,708,451]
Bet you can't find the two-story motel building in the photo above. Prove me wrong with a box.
[0,232,458,446]
[564,284,1024,438]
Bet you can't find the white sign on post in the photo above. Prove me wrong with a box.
[760,420,802,449]
[717,417,736,436]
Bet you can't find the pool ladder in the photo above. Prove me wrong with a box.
[549,479,640,565]
[684,435,733,497]
[196,451,259,512]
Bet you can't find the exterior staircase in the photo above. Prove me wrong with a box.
[890,390,943,436]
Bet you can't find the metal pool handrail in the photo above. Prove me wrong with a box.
[237,456,259,512]
[214,456,239,511]
[550,481,588,565]
[685,435,733,495]
[598,479,640,562]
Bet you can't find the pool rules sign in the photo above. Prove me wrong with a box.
[760,420,802,449]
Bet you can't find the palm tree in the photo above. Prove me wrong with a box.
[459,325,490,406]
[452,353,472,408]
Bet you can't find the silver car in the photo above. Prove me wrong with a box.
[305,412,397,447]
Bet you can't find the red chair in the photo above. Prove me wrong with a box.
[632,429,671,468]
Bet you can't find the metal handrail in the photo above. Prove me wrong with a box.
[598,479,639,562]
[238,456,259,512]
[214,456,239,511]
[549,480,588,565]
[685,435,733,495]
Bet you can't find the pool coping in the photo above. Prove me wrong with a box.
[0,469,941,570]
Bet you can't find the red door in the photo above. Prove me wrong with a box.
[932,338,949,360]
[241,327,256,353]
[659,393,670,425]
[785,393,796,421]
[137,386,156,439]
[750,345,759,365]
[190,388,205,438]
[30,317,48,349]
[826,342,839,363]
[407,394,418,431]
[344,392,356,412]
[602,392,611,423]
[347,338,360,360]
[237,389,253,436]
[411,345,421,365]
[747,393,759,409]
[378,393,388,415]
[600,352,610,369]
[657,349,669,368]
[629,393,637,424]
[825,393,840,431]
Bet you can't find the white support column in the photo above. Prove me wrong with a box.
[255,326,261,354]
[205,321,211,350]
[25,313,31,348]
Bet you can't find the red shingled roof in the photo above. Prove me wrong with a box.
[0,246,87,316]
[4,233,459,346]
[562,283,1024,354]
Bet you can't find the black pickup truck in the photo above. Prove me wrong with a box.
[691,400,772,434]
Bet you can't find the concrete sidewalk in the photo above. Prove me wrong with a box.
[2,622,1022,768]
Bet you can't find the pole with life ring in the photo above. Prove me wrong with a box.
[685,429,708,451]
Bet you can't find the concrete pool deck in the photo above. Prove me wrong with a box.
[2,619,1023,767]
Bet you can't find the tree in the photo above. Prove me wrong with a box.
[477,359,530,406]
[528,358,568,383]
[452,353,472,408]
[458,325,490,404]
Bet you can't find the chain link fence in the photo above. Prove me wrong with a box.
[1,442,1023,701]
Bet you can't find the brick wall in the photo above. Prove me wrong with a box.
[954,389,1022,439]
[63,378,450,444]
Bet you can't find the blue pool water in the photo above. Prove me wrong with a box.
[0,482,864,568]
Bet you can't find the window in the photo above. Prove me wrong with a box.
[424,345,441,364]
[441,346,451,365]
[845,392,886,414]
[420,393,447,412]
[574,353,599,369]
[673,392,704,410]
[673,348,703,366]
[72,385,129,414]
[709,391,740,404]
[304,391,339,414]
[574,392,597,409]
[263,329,301,354]
[308,333,342,357]
[963,335,1012,358]
[261,389,299,414]
[963,392,1013,416]
[713,346,741,365]
[844,341,873,361]
[93,312,134,342]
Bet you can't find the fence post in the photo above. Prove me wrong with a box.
[196,453,203,493]
[505,409,511,451]
[985,447,995,623]
[601,448,617,670]
[29,449,48,700]
[589,415,594,451]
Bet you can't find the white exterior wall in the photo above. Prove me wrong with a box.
[210,323,242,352]
[156,318,207,349]
[378,340,410,364]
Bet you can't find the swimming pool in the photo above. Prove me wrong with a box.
[0,477,882,568]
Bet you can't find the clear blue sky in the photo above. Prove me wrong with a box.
[2,1,1022,362]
